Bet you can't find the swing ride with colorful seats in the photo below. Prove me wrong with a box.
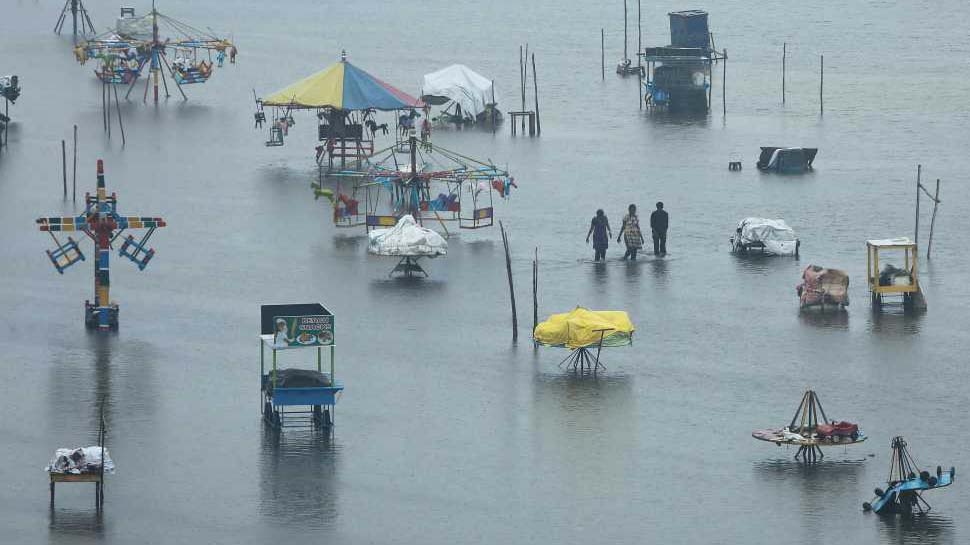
[35,160,166,330]
[73,4,236,102]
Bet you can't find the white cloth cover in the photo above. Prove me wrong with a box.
[46,446,115,474]
[368,215,447,257]
[736,218,798,255]
[421,65,498,118]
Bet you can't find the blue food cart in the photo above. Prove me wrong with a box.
[260,304,343,429]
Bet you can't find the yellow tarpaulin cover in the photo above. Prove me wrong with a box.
[533,307,635,349]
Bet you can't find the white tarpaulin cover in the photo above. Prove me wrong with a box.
[45,446,115,474]
[736,218,799,255]
[368,215,447,257]
[421,64,497,118]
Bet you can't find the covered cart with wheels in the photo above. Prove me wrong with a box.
[260,304,343,430]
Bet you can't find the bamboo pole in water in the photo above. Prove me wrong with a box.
[61,140,67,198]
[782,42,786,104]
[500,221,518,341]
[532,247,538,340]
[927,179,941,259]
[722,49,727,116]
[601,29,605,80]
[532,53,541,135]
[114,84,126,147]
[915,165,921,244]
[72,125,77,202]
[819,55,824,114]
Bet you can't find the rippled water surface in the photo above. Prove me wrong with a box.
[1,1,968,543]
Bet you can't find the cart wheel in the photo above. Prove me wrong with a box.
[272,410,281,428]
[862,502,871,512]
[874,487,884,498]
[313,405,322,426]
[322,408,332,428]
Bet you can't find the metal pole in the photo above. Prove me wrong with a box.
[601,29,605,80]
[782,42,786,104]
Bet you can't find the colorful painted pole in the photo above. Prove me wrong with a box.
[36,159,167,330]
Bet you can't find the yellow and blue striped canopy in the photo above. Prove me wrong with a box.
[262,60,423,111]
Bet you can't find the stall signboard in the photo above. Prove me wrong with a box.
[271,314,334,348]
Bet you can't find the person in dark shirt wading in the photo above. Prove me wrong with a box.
[650,201,669,257]
[586,209,612,261]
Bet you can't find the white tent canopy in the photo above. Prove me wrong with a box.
[420,64,498,119]
[368,215,448,257]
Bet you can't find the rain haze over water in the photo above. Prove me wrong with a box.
[1,1,969,543]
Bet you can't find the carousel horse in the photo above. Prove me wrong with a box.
[365,119,389,137]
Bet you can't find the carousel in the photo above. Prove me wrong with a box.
[752,390,866,462]
[73,6,236,102]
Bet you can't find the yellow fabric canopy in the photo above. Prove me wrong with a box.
[533,307,635,349]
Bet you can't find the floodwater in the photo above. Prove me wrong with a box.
[1,1,969,543]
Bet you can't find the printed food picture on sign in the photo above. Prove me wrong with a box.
[273,315,334,347]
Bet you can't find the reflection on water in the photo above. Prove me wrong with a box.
[332,234,365,252]
[644,109,711,127]
[732,254,801,275]
[259,428,340,530]
[799,309,849,330]
[48,509,105,538]
[650,258,669,284]
[368,276,449,294]
[875,512,953,545]
[753,458,867,527]
[462,239,497,255]
[867,310,923,336]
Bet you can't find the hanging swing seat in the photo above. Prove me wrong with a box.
[173,64,212,85]
[46,236,86,274]
[119,233,156,270]
[459,206,494,229]
[95,67,139,85]
[265,127,284,147]
[334,195,364,227]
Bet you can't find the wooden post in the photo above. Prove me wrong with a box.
[782,42,786,104]
[927,179,941,259]
[601,29,605,80]
[722,49,727,116]
[915,164,921,244]
[61,140,67,198]
[72,125,77,202]
[532,53,541,135]
[820,54,824,114]
[500,221,518,341]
